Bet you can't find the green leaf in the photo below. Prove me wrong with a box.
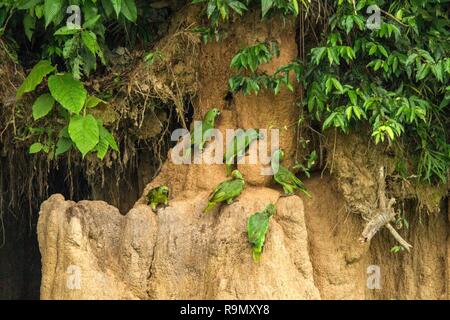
[17,0,42,10]
[261,0,273,17]
[23,15,36,41]
[291,0,299,15]
[96,135,109,159]
[121,0,137,22]
[29,142,43,154]
[85,96,105,109]
[17,60,56,99]
[68,115,100,157]
[83,15,101,29]
[385,126,395,140]
[32,94,55,120]
[348,90,357,105]
[81,31,100,55]
[55,137,72,156]
[101,126,119,151]
[110,0,122,17]
[48,74,87,114]
[101,0,114,16]
[416,64,430,81]
[44,0,63,28]
[54,25,82,36]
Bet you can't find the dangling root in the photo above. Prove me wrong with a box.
[358,166,412,252]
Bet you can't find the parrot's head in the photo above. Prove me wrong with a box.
[272,149,285,162]
[205,108,221,121]
[265,203,276,216]
[159,185,170,196]
[231,170,244,180]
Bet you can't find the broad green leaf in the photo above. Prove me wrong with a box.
[17,0,42,10]
[261,0,273,17]
[121,0,137,22]
[44,0,63,28]
[32,94,55,120]
[55,137,72,156]
[54,25,82,35]
[29,142,43,154]
[291,0,299,15]
[81,31,100,55]
[110,0,122,17]
[83,15,101,29]
[101,0,114,16]
[68,115,100,157]
[48,74,87,114]
[17,60,55,99]
[96,135,109,159]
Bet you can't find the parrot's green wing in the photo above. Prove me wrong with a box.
[274,165,309,196]
[210,179,244,203]
[224,131,259,175]
[247,209,272,262]
[208,180,227,201]
[204,177,244,213]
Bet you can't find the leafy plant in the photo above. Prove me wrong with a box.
[17,60,119,159]
[304,0,450,183]
[192,0,299,27]
[228,41,303,95]
[3,0,138,79]
[294,150,317,178]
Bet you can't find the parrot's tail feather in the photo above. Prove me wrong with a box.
[225,164,232,176]
[301,188,312,198]
[203,202,216,214]
[252,250,262,263]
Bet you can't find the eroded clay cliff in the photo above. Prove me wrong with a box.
[36,6,450,300]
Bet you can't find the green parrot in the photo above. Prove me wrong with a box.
[147,185,169,212]
[247,203,276,262]
[203,170,245,213]
[223,129,263,176]
[184,108,221,159]
[271,149,310,196]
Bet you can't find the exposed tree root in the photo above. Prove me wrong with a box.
[358,166,412,252]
